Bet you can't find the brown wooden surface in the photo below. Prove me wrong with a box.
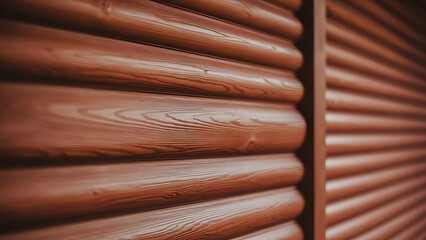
[158,0,302,40]
[0,82,306,160]
[0,20,303,103]
[326,190,425,240]
[389,216,426,240]
[0,153,302,227]
[326,147,426,179]
[0,0,302,70]
[0,188,304,240]
[231,221,303,240]
[326,162,426,202]
[327,176,426,225]
[267,0,302,11]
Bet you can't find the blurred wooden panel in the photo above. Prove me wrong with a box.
[231,221,303,240]
[327,176,426,225]
[0,188,304,240]
[0,20,303,103]
[326,112,426,132]
[389,216,426,240]
[326,162,426,202]
[326,190,425,240]
[0,82,306,160]
[267,0,302,11]
[0,0,302,70]
[0,153,302,227]
[158,0,302,39]
[326,147,426,179]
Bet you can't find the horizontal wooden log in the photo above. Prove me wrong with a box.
[0,0,302,70]
[327,176,426,225]
[389,215,426,240]
[0,20,303,103]
[326,147,426,179]
[353,203,426,240]
[347,0,426,49]
[378,0,426,34]
[326,190,425,240]
[0,153,302,227]
[327,19,426,77]
[158,0,302,40]
[326,112,426,133]
[0,82,306,160]
[326,88,426,119]
[231,221,303,240]
[327,133,426,156]
[327,0,426,63]
[267,0,302,11]
[326,162,426,202]
[327,44,426,91]
[0,188,304,240]
[326,66,426,104]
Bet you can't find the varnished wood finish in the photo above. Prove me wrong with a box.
[158,0,302,40]
[231,221,303,240]
[0,82,305,160]
[268,0,302,11]
[326,162,426,202]
[0,153,302,226]
[0,0,302,70]
[0,20,303,103]
[0,188,304,240]
[326,148,426,179]
[326,190,425,240]
[389,216,426,240]
[327,176,426,225]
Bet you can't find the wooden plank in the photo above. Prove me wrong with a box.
[0,20,303,103]
[326,66,426,104]
[327,176,426,225]
[267,0,302,11]
[0,188,304,240]
[0,153,302,227]
[326,19,426,77]
[0,82,306,160]
[157,0,302,40]
[326,162,426,202]
[326,190,425,240]
[326,88,426,119]
[327,147,426,179]
[231,221,303,240]
[389,216,426,240]
[0,0,302,70]
[353,203,426,240]
[327,44,426,90]
[326,112,426,133]
[327,133,426,156]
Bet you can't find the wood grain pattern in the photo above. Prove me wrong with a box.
[327,0,426,63]
[267,0,302,11]
[327,176,426,226]
[326,162,426,202]
[158,0,302,40]
[389,216,426,240]
[327,133,426,156]
[326,190,426,240]
[231,221,303,240]
[0,188,304,240]
[327,44,426,90]
[0,0,302,70]
[352,203,426,240]
[326,147,426,179]
[327,19,426,77]
[0,82,306,160]
[326,66,426,104]
[0,20,303,103]
[326,88,426,119]
[326,112,426,132]
[0,153,302,227]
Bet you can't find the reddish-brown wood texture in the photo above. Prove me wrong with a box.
[0,188,304,240]
[231,221,303,240]
[0,0,302,70]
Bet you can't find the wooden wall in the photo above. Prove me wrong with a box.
[0,0,308,239]
[325,1,426,239]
